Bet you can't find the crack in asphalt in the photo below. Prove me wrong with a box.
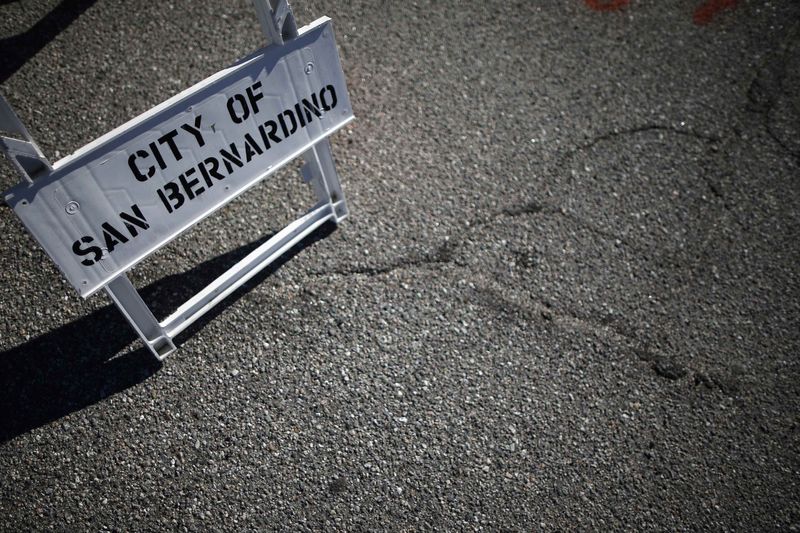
[500,201,546,217]
[557,122,738,225]
[317,241,458,278]
[304,124,757,396]
[311,116,752,283]
[318,120,736,282]
[745,23,800,161]
[311,197,639,279]
[497,201,636,248]
[564,124,722,160]
[468,286,729,391]
[553,121,757,274]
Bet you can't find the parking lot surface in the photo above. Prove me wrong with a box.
[1,0,798,530]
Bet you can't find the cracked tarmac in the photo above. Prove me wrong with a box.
[0,0,799,530]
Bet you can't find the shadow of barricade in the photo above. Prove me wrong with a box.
[0,0,99,84]
[0,220,336,442]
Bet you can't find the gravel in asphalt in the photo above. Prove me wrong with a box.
[1,0,798,530]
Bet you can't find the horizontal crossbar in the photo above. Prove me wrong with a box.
[160,201,340,339]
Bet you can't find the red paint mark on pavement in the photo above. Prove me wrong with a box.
[693,0,738,25]
[584,0,629,12]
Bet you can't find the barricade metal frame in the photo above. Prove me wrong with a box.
[0,1,349,360]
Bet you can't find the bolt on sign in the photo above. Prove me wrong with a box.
[0,1,353,359]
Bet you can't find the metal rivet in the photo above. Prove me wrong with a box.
[305,62,314,75]
[65,201,80,215]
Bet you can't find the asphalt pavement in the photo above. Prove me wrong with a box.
[1,0,799,530]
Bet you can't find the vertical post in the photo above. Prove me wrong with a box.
[0,95,52,184]
[105,275,175,360]
[301,138,349,222]
[253,0,349,224]
[252,0,297,46]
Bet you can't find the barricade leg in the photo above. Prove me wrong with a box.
[105,275,176,360]
[302,138,348,223]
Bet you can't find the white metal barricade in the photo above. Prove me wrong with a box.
[0,1,353,360]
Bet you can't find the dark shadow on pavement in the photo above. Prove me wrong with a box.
[0,0,98,84]
[0,220,337,443]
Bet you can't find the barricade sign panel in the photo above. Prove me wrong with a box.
[1,3,353,360]
[4,16,351,298]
